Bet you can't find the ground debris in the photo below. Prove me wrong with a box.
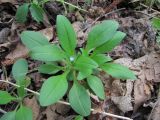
[24,97,40,120]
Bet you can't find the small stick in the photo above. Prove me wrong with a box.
[0,79,132,120]
[140,3,160,15]
[82,8,125,32]
[0,108,7,114]
[133,10,158,19]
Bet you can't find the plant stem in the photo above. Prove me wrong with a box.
[62,2,68,15]
[90,109,132,120]
[55,0,87,12]
[63,1,87,12]
[0,79,132,120]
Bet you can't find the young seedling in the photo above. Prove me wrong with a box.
[0,59,33,120]
[20,15,136,116]
[15,0,87,23]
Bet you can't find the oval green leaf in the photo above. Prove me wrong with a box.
[75,56,98,80]
[77,69,92,80]
[16,105,33,120]
[38,64,61,74]
[86,20,119,52]
[30,4,44,23]
[87,75,105,99]
[69,82,91,116]
[12,59,28,85]
[20,31,49,50]
[39,74,68,106]
[91,54,112,65]
[0,111,16,120]
[15,3,29,23]
[0,91,16,105]
[93,31,126,54]
[30,45,65,61]
[75,56,98,70]
[101,63,136,80]
[56,15,77,56]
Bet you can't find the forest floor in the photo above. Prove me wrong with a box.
[0,0,160,120]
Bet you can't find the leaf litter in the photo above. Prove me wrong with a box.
[0,0,160,120]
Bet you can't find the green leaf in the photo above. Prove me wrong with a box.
[75,56,98,79]
[69,82,91,116]
[0,91,16,104]
[39,74,68,106]
[16,105,33,120]
[0,111,16,120]
[93,31,126,54]
[86,20,119,52]
[77,69,92,80]
[38,64,62,74]
[74,115,83,120]
[20,31,49,50]
[29,4,44,23]
[75,56,98,70]
[152,18,160,30]
[15,3,29,23]
[87,75,105,99]
[91,54,112,65]
[17,86,26,98]
[30,45,65,61]
[12,59,28,85]
[101,63,136,80]
[56,15,77,56]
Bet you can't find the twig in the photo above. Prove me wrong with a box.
[148,0,156,11]
[0,108,7,114]
[82,8,125,32]
[133,10,158,19]
[0,79,132,120]
[54,0,87,13]
[63,1,87,13]
[91,109,132,120]
[140,3,160,15]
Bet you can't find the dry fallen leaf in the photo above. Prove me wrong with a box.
[2,43,28,65]
[24,97,40,120]
[111,80,133,113]
[39,27,53,41]
[45,104,65,120]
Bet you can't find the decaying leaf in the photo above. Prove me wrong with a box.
[24,97,40,120]
[3,43,28,65]
[44,103,70,120]
[111,80,133,113]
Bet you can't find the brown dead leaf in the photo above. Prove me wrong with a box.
[24,97,40,120]
[134,79,151,112]
[72,22,86,47]
[39,27,53,41]
[2,43,28,65]
[111,80,133,113]
[112,53,160,112]
[45,104,65,120]
[55,103,70,115]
